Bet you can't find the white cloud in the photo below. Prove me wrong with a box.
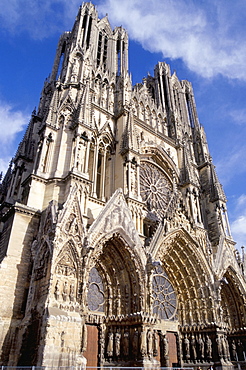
[0,0,81,39]
[231,194,246,248]
[228,109,246,125]
[1,0,246,79]
[0,100,28,173]
[98,0,246,80]
[215,144,246,186]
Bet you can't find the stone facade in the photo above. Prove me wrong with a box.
[0,3,246,369]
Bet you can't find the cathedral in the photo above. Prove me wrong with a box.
[0,3,246,369]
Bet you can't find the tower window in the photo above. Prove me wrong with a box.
[82,10,92,49]
[117,38,121,75]
[97,32,103,67]
[86,16,92,49]
[56,43,66,80]
[186,93,195,128]
[103,36,108,72]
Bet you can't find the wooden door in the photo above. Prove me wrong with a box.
[83,324,99,367]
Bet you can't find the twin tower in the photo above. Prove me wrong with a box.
[0,3,246,369]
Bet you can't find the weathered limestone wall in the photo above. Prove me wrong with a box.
[0,206,40,363]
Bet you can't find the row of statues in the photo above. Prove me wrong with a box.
[183,334,212,363]
[183,333,246,363]
[54,280,75,302]
[105,327,160,361]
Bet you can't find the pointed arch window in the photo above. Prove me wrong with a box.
[186,93,195,128]
[152,264,177,320]
[82,9,92,50]
[56,42,66,81]
[97,32,103,67]
[103,36,108,72]
[87,267,105,312]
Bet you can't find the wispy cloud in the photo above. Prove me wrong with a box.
[215,144,246,186]
[0,0,81,39]
[231,194,246,248]
[228,109,246,126]
[98,0,246,80]
[0,100,28,173]
[1,0,246,80]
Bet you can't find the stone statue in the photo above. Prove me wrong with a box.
[206,335,212,361]
[231,339,237,361]
[115,329,121,358]
[153,330,158,357]
[69,283,75,301]
[184,335,190,361]
[198,334,204,361]
[190,335,197,361]
[54,280,60,300]
[123,328,129,357]
[132,328,139,359]
[62,281,68,301]
[147,329,153,358]
[163,334,169,357]
[216,335,223,359]
[107,329,113,358]
[140,329,147,356]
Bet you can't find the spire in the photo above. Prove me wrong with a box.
[180,141,192,185]
[121,108,139,154]
[209,162,226,202]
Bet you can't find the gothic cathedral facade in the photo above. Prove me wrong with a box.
[0,3,246,369]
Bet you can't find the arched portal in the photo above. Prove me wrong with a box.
[84,235,146,366]
[87,237,143,316]
[154,230,215,365]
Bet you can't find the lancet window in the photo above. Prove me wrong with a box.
[185,92,195,128]
[82,9,92,50]
[96,31,108,70]
[56,43,66,81]
[89,136,112,201]
[116,36,126,75]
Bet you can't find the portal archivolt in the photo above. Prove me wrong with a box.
[87,237,145,316]
[156,233,213,326]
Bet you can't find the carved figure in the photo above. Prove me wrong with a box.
[198,334,204,361]
[216,335,223,359]
[123,328,129,357]
[190,335,197,361]
[54,280,60,300]
[153,330,158,357]
[206,335,212,361]
[221,335,229,360]
[62,281,68,301]
[147,329,153,358]
[107,329,113,358]
[69,283,75,301]
[184,335,190,361]
[115,330,121,358]
[140,329,147,356]
[231,339,237,361]
[132,328,139,359]
[163,334,169,357]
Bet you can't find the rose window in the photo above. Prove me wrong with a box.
[152,264,177,320]
[140,162,172,219]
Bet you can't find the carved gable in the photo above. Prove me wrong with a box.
[56,185,85,250]
[88,188,143,252]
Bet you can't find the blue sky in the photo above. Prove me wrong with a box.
[0,0,246,249]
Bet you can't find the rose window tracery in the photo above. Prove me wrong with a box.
[87,267,105,312]
[152,264,177,320]
[140,162,172,219]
